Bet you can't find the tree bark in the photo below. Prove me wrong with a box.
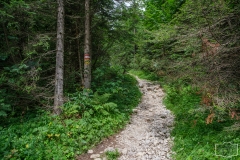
[76,22,84,86]
[54,0,65,115]
[84,0,91,89]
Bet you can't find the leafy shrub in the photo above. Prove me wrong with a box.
[92,67,142,113]
[0,90,11,117]
[0,68,141,159]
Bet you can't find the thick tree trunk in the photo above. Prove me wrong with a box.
[84,0,91,89]
[54,0,64,115]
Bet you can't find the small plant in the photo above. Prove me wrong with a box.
[129,69,159,81]
[105,149,120,160]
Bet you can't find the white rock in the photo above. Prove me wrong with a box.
[90,154,100,159]
[166,133,170,137]
[104,147,115,152]
[121,148,128,154]
[136,152,145,156]
[147,87,153,91]
[145,140,151,145]
[88,150,93,154]
[132,109,138,113]
[139,83,144,87]
[154,140,159,145]
[167,153,171,158]
[128,151,134,156]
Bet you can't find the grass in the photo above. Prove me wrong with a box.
[129,69,159,81]
[164,84,240,160]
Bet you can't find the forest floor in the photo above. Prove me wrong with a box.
[77,76,174,160]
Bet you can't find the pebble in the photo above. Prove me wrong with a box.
[122,148,128,154]
[132,109,138,113]
[137,152,145,156]
[104,147,114,152]
[88,150,93,154]
[90,154,100,159]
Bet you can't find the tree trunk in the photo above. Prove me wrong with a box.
[84,0,91,89]
[54,0,65,115]
[76,22,84,86]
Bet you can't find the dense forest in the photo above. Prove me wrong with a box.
[0,0,240,159]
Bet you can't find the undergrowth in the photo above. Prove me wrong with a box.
[131,69,240,160]
[164,84,240,160]
[129,69,159,81]
[0,67,141,159]
[105,149,120,160]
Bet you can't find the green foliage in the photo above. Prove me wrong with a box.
[129,69,159,81]
[0,90,11,117]
[62,91,119,119]
[105,149,120,160]
[0,68,141,159]
[0,0,56,114]
[108,1,144,73]
[144,0,186,29]
[164,83,240,160]
[133,0,240,119]
[92,67,142,113]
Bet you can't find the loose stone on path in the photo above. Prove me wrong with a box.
[114,77,174,160]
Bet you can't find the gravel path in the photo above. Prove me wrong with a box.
[78,76,174,160]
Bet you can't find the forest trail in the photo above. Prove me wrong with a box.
[77,77,174,160]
